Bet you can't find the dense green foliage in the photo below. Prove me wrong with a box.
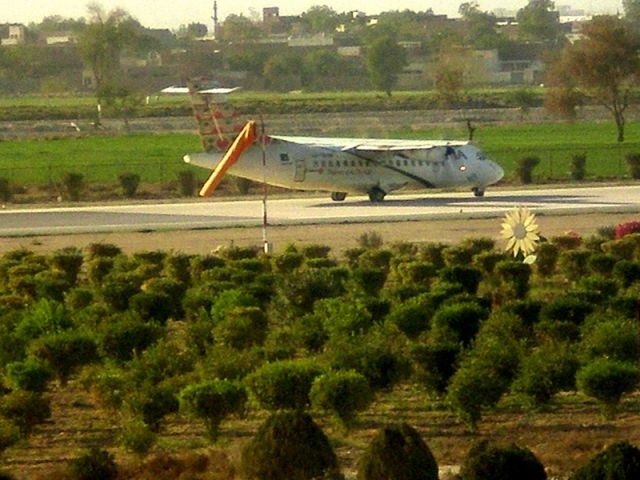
[240,410,341,480]
[571,441,640,480]
[0,225,639,473]
[357,423,438,480]
[460,440,547,480]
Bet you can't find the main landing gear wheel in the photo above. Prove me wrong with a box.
[331,192,347,201]
[368,187,386,203]
[472,187,485,197]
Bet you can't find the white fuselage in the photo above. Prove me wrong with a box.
[185,138,504,197]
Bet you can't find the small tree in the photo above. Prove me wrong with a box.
[68,447,118,480]
[0,178,11,203]
[570,441,640,480]
[0,390,51,436]
[576,358,639,419]
[310,370,373,428]
[62,172,84,201]
[460,440,547,480]
[515,156,540,184]
[30,332,99,385]
[246,360,323,410]
[625,153,640,179]
[357,423,438,480]
[240,410,341,480]
[365,34,407,97]
[570,153,587,181]
[118,172,140,197]
[179,380,247,440]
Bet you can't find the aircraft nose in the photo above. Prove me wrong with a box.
[491,161,504,184]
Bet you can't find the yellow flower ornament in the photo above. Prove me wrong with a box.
[500,207,540,258]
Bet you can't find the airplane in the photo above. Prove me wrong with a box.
[169,79,504,202]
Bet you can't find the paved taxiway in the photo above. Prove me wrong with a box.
[0,185,639,237]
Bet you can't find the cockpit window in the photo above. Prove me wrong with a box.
[476,152,486,161]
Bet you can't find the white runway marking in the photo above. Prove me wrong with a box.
[1,185,639,236]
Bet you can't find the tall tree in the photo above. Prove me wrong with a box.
[365,35,407,96]
[623,0,640,32]
[78,3,137,92]
[219,14,262,42]
[516,0,561,43]
[550,16,640,142]
[459,2,501,48]
[300,6,340,34]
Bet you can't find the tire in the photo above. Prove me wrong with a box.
[368,187,386,202]
[331,192,347,201]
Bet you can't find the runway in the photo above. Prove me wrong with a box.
[1,185,639,237]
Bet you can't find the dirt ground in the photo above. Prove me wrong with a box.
[1,212,637,256]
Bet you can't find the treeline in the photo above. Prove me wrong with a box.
[1,224,640,476]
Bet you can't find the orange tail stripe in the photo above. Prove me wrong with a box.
[199,121,257,197]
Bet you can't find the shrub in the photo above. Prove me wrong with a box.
[177,170,196,196]
[494,260,531,299]
[0,178,11,203]
[47,250,82,288]
[118,172,140,198]
[570,441,640,480]
[460,440,547,480]
[119,417,156,456]
[62,172,84,201]
[358,231,383,249]
[587,253,617,276]
[240,410,341,480]
[213,306,267,349]
[410,341,460,396]
[357,423,438,480]
[440,265,482,294]
[615,221,640,239]
[441,245,474,267]
[613,260,640,287]
[0,390,51,436]
[324,328,409,391]
[274,251,304,273]
[99,315,162,362]
[315,298,373,338]
[246,359,323,410]
[86,243,122,259]
[515,156,540,184]
[4,357,53,392]
[431,301,488,346]
[385,295,432,339]
[351,267,387,296]
[576,358,639,419]
[511,342,578,406]
[625,153,640,179]
[570,153,587,180]
[100,273,140,311]
[558,249,591,279]
[179,380,247,440]
[68,446,118,480]
[536,295,593,341]
[0,418,19,456]
[310,370,373,427]
[30,332,99,385]
[129,383,179,431]
[535,242,559,276]
[128,291,173,323]
[580,316,640,363]
[396,261,437,287]
[302,244,332,259]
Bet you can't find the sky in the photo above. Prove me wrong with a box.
[3,1,624,30]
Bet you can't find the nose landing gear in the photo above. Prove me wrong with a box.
[368,187,386,203]
[472,187,485,197]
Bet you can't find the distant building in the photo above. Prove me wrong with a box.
[45,32,77,45]
[1,24,25,46]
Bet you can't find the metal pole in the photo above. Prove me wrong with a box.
[260,116,270,254]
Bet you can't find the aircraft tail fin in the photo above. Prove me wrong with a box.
[199,120,257,197]
[187,78,243,153]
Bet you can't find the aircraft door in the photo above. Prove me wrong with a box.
[294,159,306,182]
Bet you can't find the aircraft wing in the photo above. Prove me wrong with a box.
[161,86,241,95]
[270,136,467,152]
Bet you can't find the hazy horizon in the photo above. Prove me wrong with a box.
[3,1,623,30]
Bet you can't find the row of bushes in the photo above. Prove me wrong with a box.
[11,414,640,480]
[0,225,640,474]
[515,152,640,183]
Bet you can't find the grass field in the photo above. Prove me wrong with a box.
[2,120,639,187]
